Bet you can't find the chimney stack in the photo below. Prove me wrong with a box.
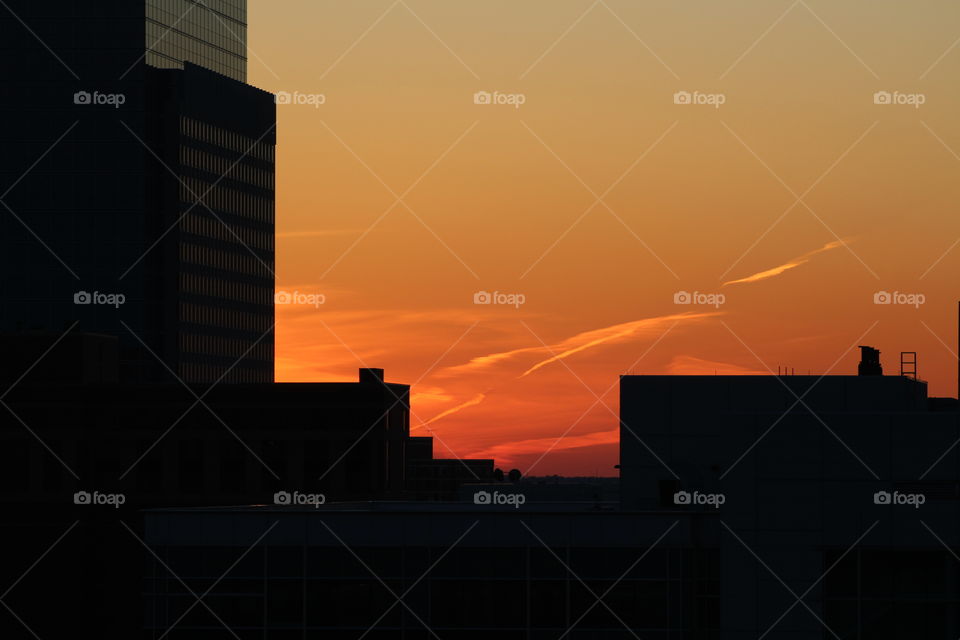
[359,368,385,384]
[858,346,882,376]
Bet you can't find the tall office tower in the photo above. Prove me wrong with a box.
[0,0,275,383]
[145,0,248,82]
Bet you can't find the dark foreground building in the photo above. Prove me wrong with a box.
[137,337,960,639]
[143,503,718,639]
[0,332,494,638]
[0,333,493,507]
[0,0,276,383]
[620,346,960,638]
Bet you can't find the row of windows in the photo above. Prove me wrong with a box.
[179,360,269,384]
[182,116,275,163]
[181,211,272,252]
[179,268,272,306]
[145,0,247,82]
[145,38,246,83]
[180,332,273,362]
[147,0,247,35]
[180,241,273,279]
[180,301,273,333]
[181,144,274,190]
[180,176,274,224]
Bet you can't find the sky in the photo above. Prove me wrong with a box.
[249,1,960,475]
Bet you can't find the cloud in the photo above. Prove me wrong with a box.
[445,311,719,378]
[467,428,620,464]
[423,311,720,426]
[723,239,848,287]
[420,393,487,427]
[518,312,719,377]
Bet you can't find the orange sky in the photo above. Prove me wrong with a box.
[251,1,960,475]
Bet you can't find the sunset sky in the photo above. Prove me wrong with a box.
[250,1,960,475]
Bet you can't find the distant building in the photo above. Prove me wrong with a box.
[620,346,960,637]
[0,0,275,383]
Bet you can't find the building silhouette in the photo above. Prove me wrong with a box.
[5,1,960,638]
[620,334,960,638]
[137,328,960,639]
[0,0,275,383]
[0,331,495,637]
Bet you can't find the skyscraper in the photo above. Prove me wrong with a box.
[144,0,248,82]
[0,0,275,383]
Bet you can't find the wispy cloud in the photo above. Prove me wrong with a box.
[468,428,620,464]
[519,312,718,377]
[723,239,848,287]
[420,392,487,427]
[445,311,719,378]
[424,311,720,426]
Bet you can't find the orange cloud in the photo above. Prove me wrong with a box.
[421,392,487,427]
[467,428,620,466]
[723,239,848,287]
[518,312,719,377]
[423,311,720,426]
[444,311,720,379]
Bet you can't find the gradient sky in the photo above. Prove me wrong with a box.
[250,1,960,475]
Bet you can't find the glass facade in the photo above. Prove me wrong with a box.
[145,534,720,638]
[177,115,275,383]
[146,0,247,82]
[824,548,960,638]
